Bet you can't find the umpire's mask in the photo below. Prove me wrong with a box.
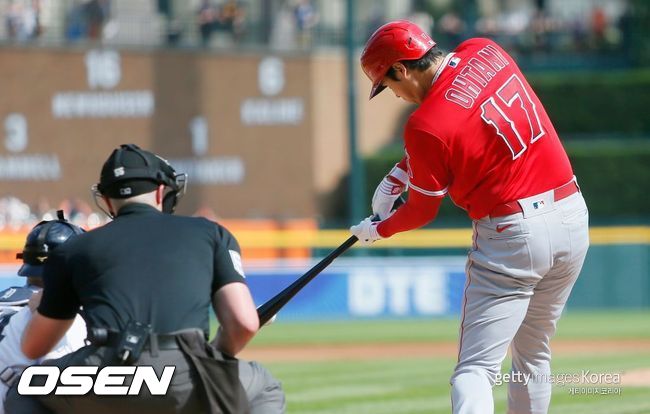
[92,144,187,217]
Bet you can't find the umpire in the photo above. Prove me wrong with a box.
[8,144,285,414]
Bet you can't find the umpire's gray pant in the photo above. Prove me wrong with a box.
[4,345,285,414]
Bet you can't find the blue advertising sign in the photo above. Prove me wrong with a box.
[246,257,467,321]
[0,257,468,321]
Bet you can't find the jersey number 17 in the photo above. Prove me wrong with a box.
[480,74,545,159]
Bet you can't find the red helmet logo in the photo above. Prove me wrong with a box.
[360,20,436,99]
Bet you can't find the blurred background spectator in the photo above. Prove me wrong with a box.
[63,0,111,42]
[4,0,41,42]
[196,0,218,47]
[219,0,246,42]
[196,0,246,48]
[0,196,33,231]
[293,0,318,48]
[84,0,110,40]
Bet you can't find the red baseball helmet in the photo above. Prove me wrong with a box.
[360,20,436,99]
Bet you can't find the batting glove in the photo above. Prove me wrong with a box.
[372,165,408,220]
[350,216,382,246]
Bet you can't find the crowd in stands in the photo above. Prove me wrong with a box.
[0,0,631,58]
[433,5,632,55]
[0,196,106,231]
[0,196,226,231]
[2,0,112,43]
[364,3,632,58]
[191,0,319,49]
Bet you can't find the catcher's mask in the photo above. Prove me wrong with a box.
[16,210,85,277]
[92,144,188,217]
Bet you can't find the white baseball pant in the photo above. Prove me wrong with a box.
[451,187,589,414]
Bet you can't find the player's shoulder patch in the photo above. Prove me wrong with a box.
[0,286,38,306]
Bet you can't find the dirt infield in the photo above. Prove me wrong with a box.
[621,368,650,387]
[240,339,650,363]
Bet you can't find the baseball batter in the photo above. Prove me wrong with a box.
[350,21,590,414]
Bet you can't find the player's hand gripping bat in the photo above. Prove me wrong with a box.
[257,197,404,326]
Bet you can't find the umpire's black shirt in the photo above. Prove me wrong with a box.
[38,203,246,337]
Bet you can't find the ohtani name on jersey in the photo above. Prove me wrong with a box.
[445,45,509,109]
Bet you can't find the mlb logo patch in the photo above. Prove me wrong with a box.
[449,57,461,68]
[532,200,545,210]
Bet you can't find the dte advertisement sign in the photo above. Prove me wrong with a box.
[0,258,467,321]
[247,257,467,320]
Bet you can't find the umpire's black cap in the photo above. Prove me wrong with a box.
[97,144,171,199]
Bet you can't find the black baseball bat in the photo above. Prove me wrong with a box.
[257,197,404,326]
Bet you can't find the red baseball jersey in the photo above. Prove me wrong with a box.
[389,38,573,224]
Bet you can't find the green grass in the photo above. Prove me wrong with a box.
[263,352,650,414]
[239,310,650,346]
[233,310,650,413]
[248,318,460,346]
[553,310,650,340]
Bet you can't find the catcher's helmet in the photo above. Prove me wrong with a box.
[16,211,84,277]
[360,20,436,99]
[94,144,187,214]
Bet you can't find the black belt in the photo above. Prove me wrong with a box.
[89,329,181,351]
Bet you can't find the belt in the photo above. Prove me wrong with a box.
[489,180,580,218]
[89,329,180,351]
